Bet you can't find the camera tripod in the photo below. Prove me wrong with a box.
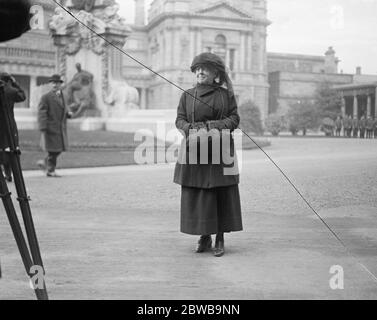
[0,83,48,300]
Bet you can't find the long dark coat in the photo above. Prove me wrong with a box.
[174,83,242,235]
[173,83,240,189]
[37,91,69,153]
[0,82,26,150]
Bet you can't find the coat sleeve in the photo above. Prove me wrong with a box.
[10,83,26,102]
[207,92,240,131]
[38,95,48,131]
[175,92,192,136]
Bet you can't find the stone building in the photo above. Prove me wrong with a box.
[267,47,377,116]
[123,0,271,120]
[0,0,56,119]
[1,0,376,129]
[334,81,377,119]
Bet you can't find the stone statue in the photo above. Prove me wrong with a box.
[71,0,96,11]
[49,7,75,35]
[64,63,100,118]
[105,80,140,116]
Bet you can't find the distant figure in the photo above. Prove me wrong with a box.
[37,74,72,177]
[366,116,374,139]
[359,115,366,139]
[344,115,352,138]
[0,72,26,182]
[374,116,377,139]
[351,115,359,138]
[335,116,342,137]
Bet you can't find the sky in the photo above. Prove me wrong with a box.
[117,0,377,75]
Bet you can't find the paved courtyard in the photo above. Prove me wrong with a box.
[1,137,377,300]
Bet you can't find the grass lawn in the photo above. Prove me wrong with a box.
[17,129,271,170]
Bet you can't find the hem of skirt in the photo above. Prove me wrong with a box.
[180,228,243,236]
[174,181,240,189]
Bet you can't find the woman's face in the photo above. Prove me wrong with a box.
[195,65,217,85]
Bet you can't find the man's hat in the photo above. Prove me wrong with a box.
[48,74,64,83]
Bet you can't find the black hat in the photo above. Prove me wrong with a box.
[190,52,226,74]
[190,52,234,97]
[48,74,64,83]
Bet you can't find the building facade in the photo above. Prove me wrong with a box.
[1,0,376,127]
[267,47,377,115]
[334,82,377,119]
[123,0,271,120]
[0,0,56,115]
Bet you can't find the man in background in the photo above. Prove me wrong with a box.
[359,115,366,139]
[335,115,342,137]
[37,74,72,177]
[366,116,374,139]
[351,115,359,138]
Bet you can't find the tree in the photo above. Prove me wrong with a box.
[238,100,264,135]
[314,81,342,120]
[287,100,320,136]
[265,113,285,136]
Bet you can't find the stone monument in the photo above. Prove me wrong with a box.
[49,0,140,130]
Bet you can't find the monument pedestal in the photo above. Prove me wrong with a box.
[68,118,106,131]
[105,109,178,142]
[14,109,38,130]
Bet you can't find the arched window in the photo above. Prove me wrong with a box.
[214,34,227,61]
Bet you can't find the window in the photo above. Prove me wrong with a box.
[229,49,235,71]
[214,34,227,61]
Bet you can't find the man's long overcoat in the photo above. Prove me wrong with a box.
[38,91,69,152]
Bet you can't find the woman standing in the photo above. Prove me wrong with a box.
[174,52,243,257]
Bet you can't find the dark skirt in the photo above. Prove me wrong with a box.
[180,184,243,235]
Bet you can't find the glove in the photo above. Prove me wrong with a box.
[206,120,224,130]
[191,122,207,130]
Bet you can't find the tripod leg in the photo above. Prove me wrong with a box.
[8,152,45,269]
[0,169,48,300]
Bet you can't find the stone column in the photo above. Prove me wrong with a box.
[341,94,346,117]
[165,28,173,67]
[140,88,147,110]
[161,31,165,70]
[239,31,245,71]
[172,27,180,67]
[196,29,202,55]
[353,94,358,117]
[189,28,195,60]
[29,75,38,112]
[260,32,267,73]
[375,87,377,118]
[248,32,253,71]
[367,94,371,117]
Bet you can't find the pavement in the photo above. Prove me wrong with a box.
[0,137,377,300]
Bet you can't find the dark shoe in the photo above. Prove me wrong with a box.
[196,235,212,253]
[47,171,61,178]
[213,241,224,257]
